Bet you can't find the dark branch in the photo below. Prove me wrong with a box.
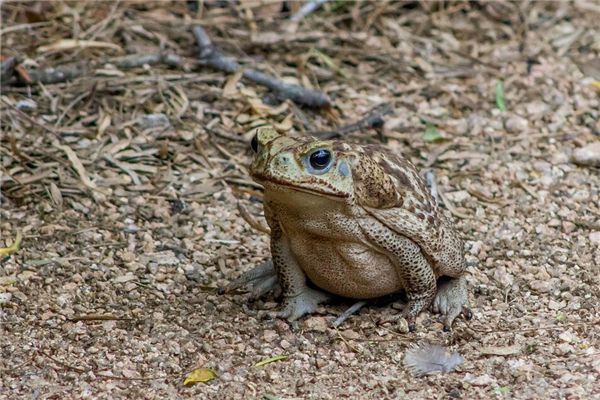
[110,53,184,69]
[313,103,393,139]
[26,63,89,84]
[5,53,185,85]
[192,25,331,109]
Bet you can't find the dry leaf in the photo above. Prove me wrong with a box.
[139,8,179,22]
[254,355,288,367]
[246,97,289,117]
[223,70,243,98]
[37,39,122,53]
[246,0,282,19]
[171,86,189,118]
[49,182,63,207]
[94,68,125,77]
[272,113,294,132]
[53,141,97,189]
[480,345,521,356]
[158,141,169,159]
[220,113,235,129]
[237,202,270,235]
[97,113,111,136]
[183,368,216,386]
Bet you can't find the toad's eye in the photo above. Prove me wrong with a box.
[250,134,259,153]
[309,149,332,170]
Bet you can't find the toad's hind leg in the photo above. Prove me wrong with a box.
[360,219,437,331]
[433,276,472,331]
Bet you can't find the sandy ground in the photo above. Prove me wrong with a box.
[1,1,599,399]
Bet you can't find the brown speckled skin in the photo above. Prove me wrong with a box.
[249,128,468,328]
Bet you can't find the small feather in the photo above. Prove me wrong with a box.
[404,343,464,377]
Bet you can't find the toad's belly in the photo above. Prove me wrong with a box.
[289,238,403,299]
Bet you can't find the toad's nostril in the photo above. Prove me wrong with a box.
[338,161,350,177]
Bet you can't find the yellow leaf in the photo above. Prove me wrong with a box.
[247,98,289,117]
[223,70,243,98]
[592,81,600,92]
[0,276,17,287]
[183,368,216,386]
[0,231,22,256]
[254,355,288,367]
[272,113,294,132]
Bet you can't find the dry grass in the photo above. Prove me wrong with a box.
[1,1,599,399]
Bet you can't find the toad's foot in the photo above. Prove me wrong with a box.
[401,291,437,332]
[272,288,330,321]
[220,260,281,300]
[432,276,472,331]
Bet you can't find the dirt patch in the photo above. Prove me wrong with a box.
[1,1,599,399]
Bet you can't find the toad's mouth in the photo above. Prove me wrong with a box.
[253,175,350,201]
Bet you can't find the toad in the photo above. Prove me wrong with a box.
[227,127,472,331]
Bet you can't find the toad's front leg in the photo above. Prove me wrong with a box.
[270,220,330,321]
[360,219,437,331]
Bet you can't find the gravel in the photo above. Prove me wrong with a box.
[1,2,599,399]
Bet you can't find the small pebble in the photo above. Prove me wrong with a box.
[304,316,328,332]
[572,142,600,167]
[0,292,13,305]
[15,99,37,111]
[505,115,529,133]
[463,373,496,386]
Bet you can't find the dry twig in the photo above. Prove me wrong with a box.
[5,53,185,85]
[237,202,271,235]
[332,301,367,328]
[313,103,392,139]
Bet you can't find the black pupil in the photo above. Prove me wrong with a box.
[309,149,331,169]
[250,134,258,152]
